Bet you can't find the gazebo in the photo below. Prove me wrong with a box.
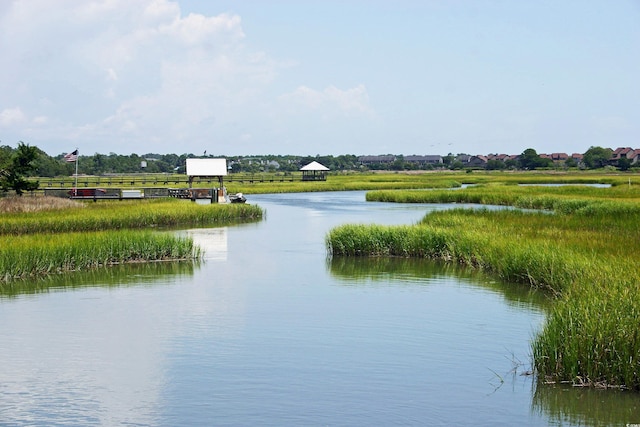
[300,161,329,181]
[185,158,227,202]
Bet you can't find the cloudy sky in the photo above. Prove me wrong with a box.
[1,0,638,157]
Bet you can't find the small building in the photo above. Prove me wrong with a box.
[358,155,396,165]
[404,155,443,165]
[467,155,488,167]
[185,158,227,202]
[300,161,329,181]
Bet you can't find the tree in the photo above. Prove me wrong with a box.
[504,158,518,169]
[617,157,632,171]
[486,159,506,170]
[519,148,551,170]
[449,160,464,170]
[0,142,40,195]
[564,157,578,168]
[583,146,613,169]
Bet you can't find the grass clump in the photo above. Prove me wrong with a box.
[0,198,263,234]
[328,182,640,390]
[0,195,84,213]
[0,197,263,282]
[0,230,199,281]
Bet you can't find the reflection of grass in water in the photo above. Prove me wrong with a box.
[328,256,549,311]
[532,384,640,426]
[328,183,640,390]
[0,260,197,298]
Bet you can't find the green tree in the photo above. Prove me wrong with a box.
[583,146,612,169]
[617,157,632,171]
[449,160,464,170]
[519,148,552,170]
[564,157,578,168]
[486,159,506,170]
[0,142,40,195]
[504,158,518,169]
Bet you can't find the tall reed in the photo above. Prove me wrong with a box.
[0,230,199,281]
[0,198,262,282]
[0,199,263,235]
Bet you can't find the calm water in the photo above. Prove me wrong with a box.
[0,191,638,426]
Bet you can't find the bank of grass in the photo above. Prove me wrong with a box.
[0,197,263,234]
[225,173,463,194]
[0,197,263,281]
[225,169,636,195]
[327,183,640,390]
[0,230,199,281]
[0,195,83,212]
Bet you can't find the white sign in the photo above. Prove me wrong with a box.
[186,158,227,176]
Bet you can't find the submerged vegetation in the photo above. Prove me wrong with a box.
[0,197,263,282]
[327,178,640,390]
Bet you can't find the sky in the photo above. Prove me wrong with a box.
[0,0,638,157]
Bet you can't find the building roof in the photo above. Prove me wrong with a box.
[186,158,227,176]
[358,155,396,163]
[300,161,329,171]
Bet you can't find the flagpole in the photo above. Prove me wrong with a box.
[74,149,78,196]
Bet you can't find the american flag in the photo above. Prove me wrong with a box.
[64,149,78,162]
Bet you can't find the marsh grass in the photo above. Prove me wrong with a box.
[0,196,84,213]
[0,197,263,282]
[0,198,263,234]
[0,230,199,281]
[328,181,640,389]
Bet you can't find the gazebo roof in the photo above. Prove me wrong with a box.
[300,161,329,171]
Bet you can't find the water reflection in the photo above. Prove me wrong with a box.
[532,384,640,426]
[518,183,611,188]
[0,261,197,298]
[181,227,228,261]
[329,256,550,311]
[0,268,199,426]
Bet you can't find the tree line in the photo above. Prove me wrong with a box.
[0,142,630,195]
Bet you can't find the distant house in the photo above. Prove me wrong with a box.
[488,154,510,161]
[467,155,488,167]
[358,155,396,165]
[612,147,634,160]
[550,153,569,161]
[456,154,472,164]
[612,147,639,163]
[300,161,329,181]
[404,155,443,165]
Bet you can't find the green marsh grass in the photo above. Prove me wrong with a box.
[0,198,263,235]
[0,198,263,282]
[0,230,199,281]
[328,182,640,389]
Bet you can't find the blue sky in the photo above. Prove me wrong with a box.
[0,0,638,157]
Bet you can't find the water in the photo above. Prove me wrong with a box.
[0,191,638,426]
[518,183,611,188]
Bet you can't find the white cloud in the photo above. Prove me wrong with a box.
[0,108,27,126]
[279,84,375,118]
[32,116,49,125]
[0,0,278,154]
